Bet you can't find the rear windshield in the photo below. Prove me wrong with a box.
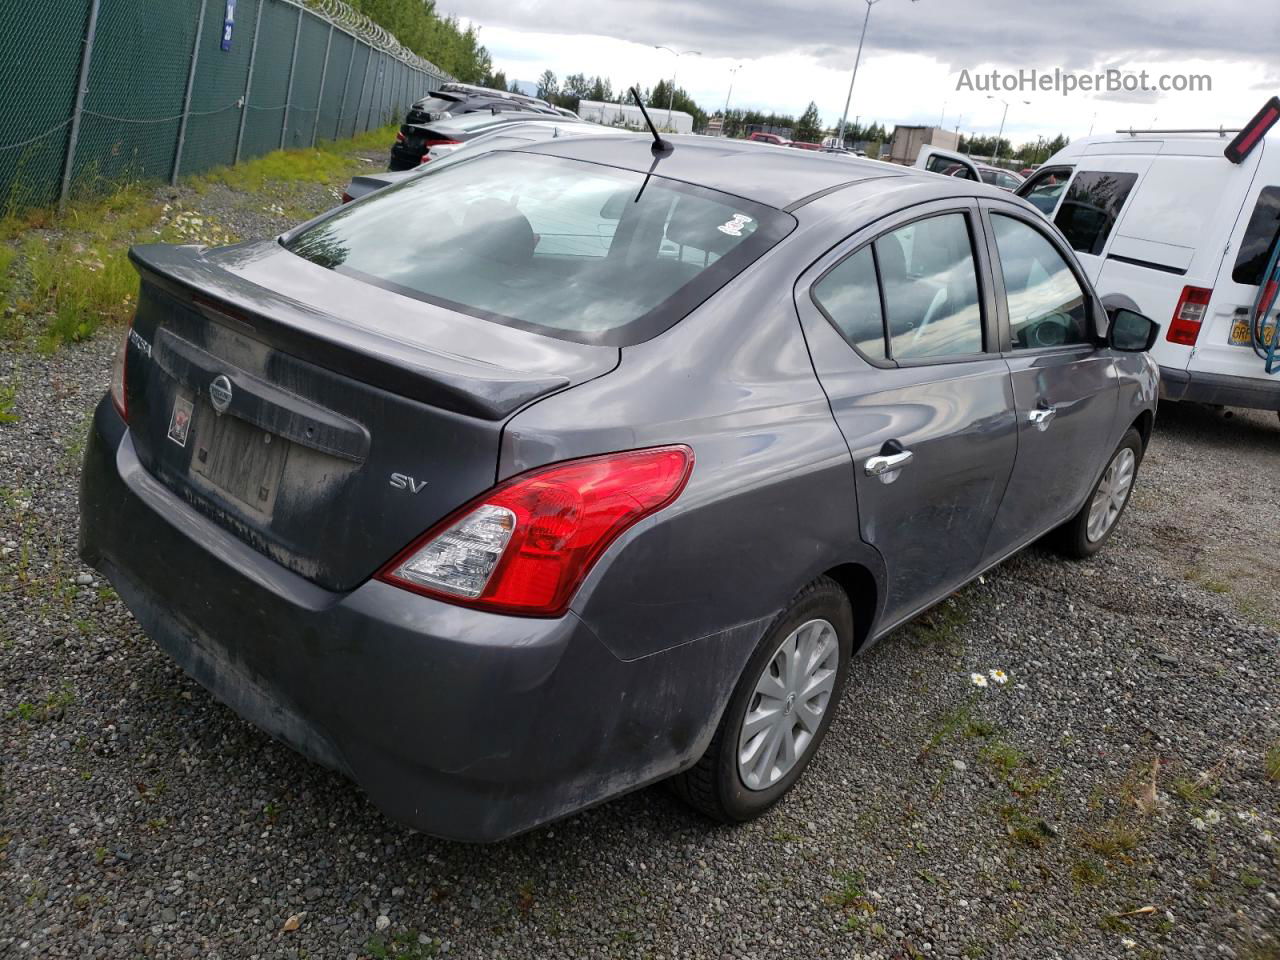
[285,152,792,345]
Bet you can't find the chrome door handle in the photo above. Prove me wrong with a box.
[1028,405,1057,431]
[865,449,914,477]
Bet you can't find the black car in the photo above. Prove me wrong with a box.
[391,83,559,169]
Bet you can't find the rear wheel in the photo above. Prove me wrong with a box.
[1056,428,1143,559]
[670,576,854,822]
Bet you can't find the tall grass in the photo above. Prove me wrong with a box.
[0,125,396,351]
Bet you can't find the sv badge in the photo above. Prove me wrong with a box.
[389,472,427,494]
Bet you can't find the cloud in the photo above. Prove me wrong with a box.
[453,0,1274,68]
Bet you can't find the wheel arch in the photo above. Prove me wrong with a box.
[822,562,878,652]
[1131,408,1155,451]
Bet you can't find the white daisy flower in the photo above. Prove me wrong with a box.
[1121,938,1137,950]
[1191,817,1207,832]
[970,673,988,688]
[1204,809,1221,826]
[989,669,1009,685]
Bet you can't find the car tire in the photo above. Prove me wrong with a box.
[1056,427,1144,559]
[670,576,854,823]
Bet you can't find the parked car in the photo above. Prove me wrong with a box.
[921,117,1280,417]
[747,131,789,146]
[403,82,557,127]
[917,150,1025,191]
[344,120,615,203]
[390,110,580,171]
[82,135,1159,843]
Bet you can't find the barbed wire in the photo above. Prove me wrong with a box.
[292,0,447,77]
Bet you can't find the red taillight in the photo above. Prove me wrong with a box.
[395,130,406,143]
[109,322,130,422]
[419,154,431,165]
[424,138,461,148]
[1166,285,1212,346]
[377,446,694,617]
[340,191,353,204]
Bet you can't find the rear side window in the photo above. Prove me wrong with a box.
[285,152,792,346]
[926,154,977,181]
[809,213,984,364]
[1053,171,1138,255]
[1232,186,1280,285]
[991,215,1090,350]
[878,214,984,360]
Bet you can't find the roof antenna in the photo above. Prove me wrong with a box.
[630,86,673,155]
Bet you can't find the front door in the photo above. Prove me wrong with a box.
[978,202,1120,560]
[794,201,1018,629]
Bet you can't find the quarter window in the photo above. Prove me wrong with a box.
[877,214,984,360]
[1052,170,1138,255]
[992,215,1090,350]
[1231,186,1280,285]
[811,247,887,361]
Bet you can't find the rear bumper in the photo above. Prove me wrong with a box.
[1158,366,1280,412]
[79,397,756,841]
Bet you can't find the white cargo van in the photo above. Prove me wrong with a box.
[917,127,1280,417]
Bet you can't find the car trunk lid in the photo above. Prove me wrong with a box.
[123,241,617,592]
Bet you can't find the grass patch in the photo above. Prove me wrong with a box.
[195,125,394,193]
[364,930,439,959]
[1265,740,1280,783]
[1082,821,1141,860]
[1071,858,1107,886]
[0,125,394,351]
[7,683,74,724]
[0,381,16,424]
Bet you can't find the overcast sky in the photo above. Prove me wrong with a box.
[449,0,1277,143]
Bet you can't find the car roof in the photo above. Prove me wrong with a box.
[516,134,937,209]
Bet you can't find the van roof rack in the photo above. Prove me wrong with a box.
[1115,127,1240,137]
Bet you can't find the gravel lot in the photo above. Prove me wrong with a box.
[1,158,1278,960]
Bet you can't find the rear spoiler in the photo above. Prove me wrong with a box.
[128,243,577,421]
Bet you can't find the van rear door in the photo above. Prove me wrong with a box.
[1192,145,1279,381]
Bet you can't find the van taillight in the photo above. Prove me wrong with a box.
[1166,286,1213,346]
[395,131,406,143]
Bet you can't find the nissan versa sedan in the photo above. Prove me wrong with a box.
[79,134,1160,842]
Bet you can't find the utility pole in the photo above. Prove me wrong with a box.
[986,95,1029,162]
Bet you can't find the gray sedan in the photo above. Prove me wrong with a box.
[79,134,1159,841]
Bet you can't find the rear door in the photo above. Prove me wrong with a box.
[915,146,981,182]
[1015,164,1074,217]
[794,199,1018,629]
[1186,146,1278,380]
[978,201,1119,560]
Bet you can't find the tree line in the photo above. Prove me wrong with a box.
[342,0,491,82]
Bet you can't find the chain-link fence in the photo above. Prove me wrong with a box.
[0,0,450,213]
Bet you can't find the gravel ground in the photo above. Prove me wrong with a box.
[1,163,1278,960]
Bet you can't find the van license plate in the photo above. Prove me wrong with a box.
[1229,310,1277,346]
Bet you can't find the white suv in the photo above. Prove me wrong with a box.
[917,128,1280,418]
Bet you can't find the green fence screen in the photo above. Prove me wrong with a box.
[0,0,449,212]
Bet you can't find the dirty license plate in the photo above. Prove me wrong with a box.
[190,411,289,516]
[1229,310,1278,346]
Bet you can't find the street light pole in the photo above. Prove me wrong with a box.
[986,95,1029,161]
[724,63,741,116]
[654,45,701,129]
[835,0,919,148]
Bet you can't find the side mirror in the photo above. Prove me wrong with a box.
[1107,307,1160,352]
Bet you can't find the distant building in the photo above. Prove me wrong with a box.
[888,125,960,165]
[705,116,724,137]
[577,100,694,134]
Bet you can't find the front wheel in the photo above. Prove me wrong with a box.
[1056,427,1144,559]
[670,576,854,822]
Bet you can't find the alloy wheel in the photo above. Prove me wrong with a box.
[1086,447,1136,542]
